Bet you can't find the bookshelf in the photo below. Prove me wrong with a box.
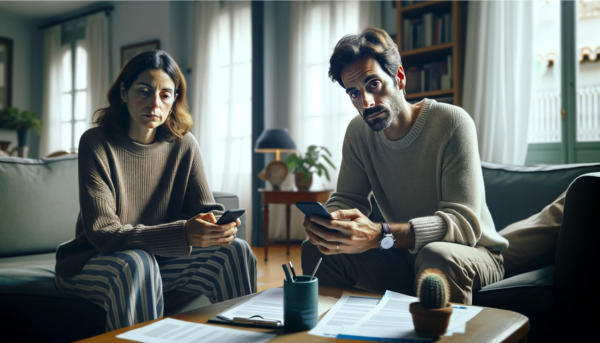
[396,0,466,106]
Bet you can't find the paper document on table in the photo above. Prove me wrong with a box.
[217,288,283,323]
[116,318,275,343]
[308,291,381,338]
[338,290,483,342]
[215,287,336,327]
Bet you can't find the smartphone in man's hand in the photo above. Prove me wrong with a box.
[296,202,337,232]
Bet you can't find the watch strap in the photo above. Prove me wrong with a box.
[381,222,391,236]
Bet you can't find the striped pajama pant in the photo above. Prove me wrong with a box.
[56,238,257,332]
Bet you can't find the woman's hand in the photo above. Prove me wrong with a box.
[185,213,240,247]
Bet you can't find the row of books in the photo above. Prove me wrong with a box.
[402,12,452,51]
[405,55,452,94]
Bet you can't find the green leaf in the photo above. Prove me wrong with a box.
[322,155,336,170]
[321,146,332,156]
[323,167,331,181]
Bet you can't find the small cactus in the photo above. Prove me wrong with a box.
[417,268,450,309]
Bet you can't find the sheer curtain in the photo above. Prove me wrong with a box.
[192,1,253,235]
[84,12,110,127]
[267,1,382,243]
[462,1,534,165]
[39,26,66,157]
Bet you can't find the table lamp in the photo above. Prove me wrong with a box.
[254,129,296,190]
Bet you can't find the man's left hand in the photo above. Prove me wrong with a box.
[306,209,382,255]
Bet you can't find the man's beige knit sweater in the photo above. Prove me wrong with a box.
[55,128,225,278]
[325,99,509,254]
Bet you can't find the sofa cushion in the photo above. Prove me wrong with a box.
[481,162,600,232]
[0,155,80,257]
[0,251,211,342]
[0,252,106,341]
[473,265,554,341]
[500,192,564,278]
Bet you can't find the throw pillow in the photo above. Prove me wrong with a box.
[500,191,565,278]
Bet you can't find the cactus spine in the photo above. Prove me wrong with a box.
[417,268,450,309]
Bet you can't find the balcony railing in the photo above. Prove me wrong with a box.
[528,86,600,143]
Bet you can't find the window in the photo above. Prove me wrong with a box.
[527,0,600,164]
[290,1,376,189]
[60,19,87,152]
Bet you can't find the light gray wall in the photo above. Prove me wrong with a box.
[0,11,43,158]
[111,1,179,78]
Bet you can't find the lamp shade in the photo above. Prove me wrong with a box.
[254,129,296,153]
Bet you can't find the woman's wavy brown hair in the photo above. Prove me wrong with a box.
[93,50,192,141]
[328,27,402,89]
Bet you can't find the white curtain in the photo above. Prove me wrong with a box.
[39,26,65,157]
[267,1,382,243]
[462,1,534,165]
[84,12,110,127]
[193,1,253,235]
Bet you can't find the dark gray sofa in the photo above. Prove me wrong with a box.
[0,154,247,342]
[369,161,600,342]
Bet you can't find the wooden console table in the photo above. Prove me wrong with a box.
[259,189,332,261]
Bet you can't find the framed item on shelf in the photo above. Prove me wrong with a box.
[121,40,160,67]
[0,36,13,111]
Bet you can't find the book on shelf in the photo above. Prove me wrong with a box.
[402,12,452,51]
[404,55,452,93]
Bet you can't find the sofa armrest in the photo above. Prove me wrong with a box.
[553,172,600,329]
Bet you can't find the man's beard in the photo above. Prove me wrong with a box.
[361,91,405,132]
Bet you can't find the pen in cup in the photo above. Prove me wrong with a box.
[309,257,322,281]
[282,264,294,283]
[288,261,297,280]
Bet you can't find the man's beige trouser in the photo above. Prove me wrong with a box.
[301,240,504,304]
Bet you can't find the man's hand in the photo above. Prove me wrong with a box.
[185,213,240,247]
[303,209,382,255]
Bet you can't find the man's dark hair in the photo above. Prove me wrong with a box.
[328,27,402,89]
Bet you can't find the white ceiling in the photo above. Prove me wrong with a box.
[0,1,104,20]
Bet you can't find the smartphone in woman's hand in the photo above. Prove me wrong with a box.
[215,209,245,225]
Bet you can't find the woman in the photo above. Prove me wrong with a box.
[54,50,257,331]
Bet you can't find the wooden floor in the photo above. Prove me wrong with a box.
[251,243,303,292]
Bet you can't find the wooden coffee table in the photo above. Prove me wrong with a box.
[76,286,529,343]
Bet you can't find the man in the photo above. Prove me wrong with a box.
[301,27,508,305]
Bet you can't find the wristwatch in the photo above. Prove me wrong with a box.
[380,222,394,249]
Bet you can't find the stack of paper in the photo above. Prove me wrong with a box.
[310,290,483,342]
[117,318,276,343]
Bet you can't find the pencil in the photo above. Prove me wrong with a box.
[288,261,297,280]
[309,257,322,281]
[282,264,294,283]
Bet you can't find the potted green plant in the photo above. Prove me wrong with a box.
[284,145,336,191]
[0,107,42,147]
[409,268,453,336]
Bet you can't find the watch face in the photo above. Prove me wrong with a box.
[381,236,394,249]
[266,161,288,186]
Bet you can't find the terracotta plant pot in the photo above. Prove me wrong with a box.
[295,172,313,191]
[409,302,453,336]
